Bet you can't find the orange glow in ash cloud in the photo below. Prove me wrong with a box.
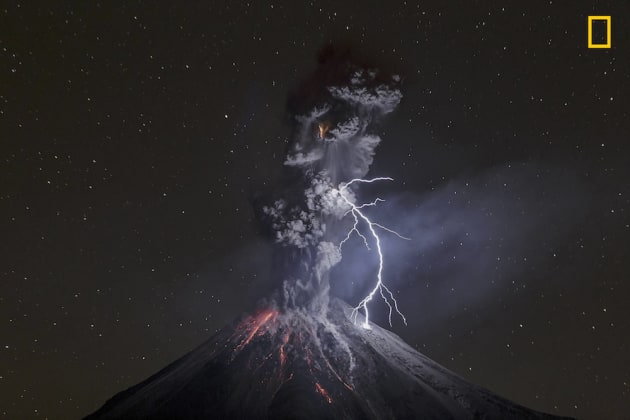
[317,122,330,139]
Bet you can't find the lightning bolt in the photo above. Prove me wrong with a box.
[335,177,410,329]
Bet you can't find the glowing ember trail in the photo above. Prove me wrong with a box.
[335,177,410,329]
[317,122,330,139]
[233,309,279,354]
[278,331,290,371]
[314,382,333,404]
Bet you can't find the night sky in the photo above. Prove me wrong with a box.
[2,1,629,419]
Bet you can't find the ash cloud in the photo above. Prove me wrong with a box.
[283,47,402,184]
[255,47,589,332]
[283,75,401,182]
[329,163,590,329]
[259,47,403,315]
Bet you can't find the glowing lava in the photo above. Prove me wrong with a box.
[278,331,290,371]
[315,382,333,404]
[230,309,354,402]
[317,122,330,139]
[335,177,410,329]
[232,309,279,355]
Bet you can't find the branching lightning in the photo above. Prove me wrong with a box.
[335,177,410,329]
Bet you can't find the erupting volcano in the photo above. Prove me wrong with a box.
[87,49,569,420]
[86,300,565,419]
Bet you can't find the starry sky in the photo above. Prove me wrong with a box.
[1,1,629,419]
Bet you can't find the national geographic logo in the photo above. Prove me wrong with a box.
[588,16,611,49]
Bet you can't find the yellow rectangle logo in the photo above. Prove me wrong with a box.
[588,16,611,48]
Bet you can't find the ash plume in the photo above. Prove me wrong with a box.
[262,48,403,320]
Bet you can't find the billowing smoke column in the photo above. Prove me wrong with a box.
[263,52,407,328]
[87,51,576,420]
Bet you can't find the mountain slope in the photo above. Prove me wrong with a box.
[86,299,569,419]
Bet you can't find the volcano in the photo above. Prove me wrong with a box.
[87,55,570,420]
[86,299,566,420]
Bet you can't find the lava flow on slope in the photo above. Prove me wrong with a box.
[86,299,569,420]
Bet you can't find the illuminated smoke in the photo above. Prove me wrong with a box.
[284,69,402,184]
[263,56,406,328]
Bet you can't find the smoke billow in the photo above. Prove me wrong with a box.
[284,70,401,184]
[261,48,403,318]
[330,163,590,329]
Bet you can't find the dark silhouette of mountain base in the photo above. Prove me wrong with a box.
[86,299,570,419]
